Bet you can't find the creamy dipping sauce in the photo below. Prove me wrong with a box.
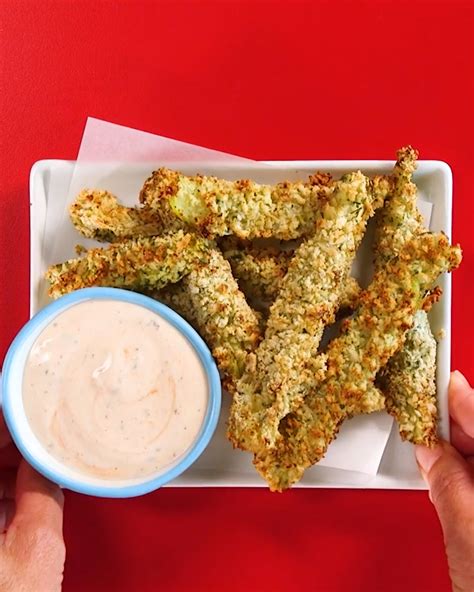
[22,300,208,480]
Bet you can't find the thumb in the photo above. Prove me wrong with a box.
[415,442,474,589]
[415,441,474,522]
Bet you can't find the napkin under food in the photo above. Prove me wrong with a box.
[48,117,433,476]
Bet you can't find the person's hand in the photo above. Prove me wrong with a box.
[415,371,474,592]
[0,414,65,592]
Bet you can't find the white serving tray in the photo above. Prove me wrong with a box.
[29,159,454,489]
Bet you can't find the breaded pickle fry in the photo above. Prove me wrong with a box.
[178,248,262,391]
[220,240,292,301]
[355,386,386,414]
[138,171,193,232]
[69,190,294,304]
[141,168,392,240]
[69,190,168,242]
[139,167,334,239]
[374,146,440,446]
[222,240,360,309]
[340,277,361,311]
[154,248,262,390]
[254,233,462,491]
[156,283,266,338]
[378,310,437,446]
[259,172,385,445]
[228,171,385,451]
[374,147,422,263]
[168,232,359,318]
[46,231,210,299]
[153,283,199,328]
[70,188,362,310]
[154,255,263,391]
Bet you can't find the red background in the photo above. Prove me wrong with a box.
[1,1,473,591]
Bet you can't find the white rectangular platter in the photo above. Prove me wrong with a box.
[30,159,453,489]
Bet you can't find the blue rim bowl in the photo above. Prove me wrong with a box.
[2,287,222,498]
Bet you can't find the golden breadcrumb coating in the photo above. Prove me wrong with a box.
[46,231,210,299]
[140,167,392,240]
[378,310,438,445]
[254,232,462,490]
[374,146,443,446]
[356,386,386,414]
[220,238,361,310]
[228,171,385,452]
[154,248,261,392]
[153,282,199,328]
[219,239,292,302]
[69,189,168,242]
[339,277,362,311]
[69,186,362,311]
[374,147,422,262]
[139,167,334,239]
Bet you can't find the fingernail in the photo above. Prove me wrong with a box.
[415,444,443,475]
[450,370,471,390]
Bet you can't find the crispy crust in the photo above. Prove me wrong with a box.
[154,248,262,392]
[374,147,422,262]
[139,170,191,232]
[373,146,444,446]
[46,231,210,298]
[152,282,199,328]
[228,171,385,452]
[139,167,335,239]
[69,186,362,312]
[220,238,361,309]
[339,277,362,311]
[254,232,462,490]
[219,239,293,302]
[140,168,392,241]
[181,249,262,391]
[378,310,438,446]
[69,189,171,241]
[69,190,296,305]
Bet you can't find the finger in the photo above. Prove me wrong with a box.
[9,461,64,539]
[6,462,64,555]
[6,461,65,559]
[5,462,66,590]
[450,421,474,457]
[415,440,474,526]
[449,370,474,438]
[415,441,474,590]
[0,413,12,449]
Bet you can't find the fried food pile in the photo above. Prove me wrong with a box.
[46,147,462,491]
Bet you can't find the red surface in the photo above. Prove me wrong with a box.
[1,1,473,591]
